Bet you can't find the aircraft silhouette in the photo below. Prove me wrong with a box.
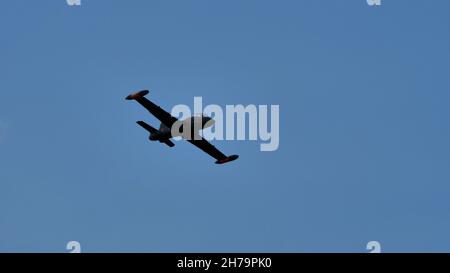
[126,90,239,164]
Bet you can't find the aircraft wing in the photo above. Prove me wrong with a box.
[126,90,178,128]
[187,136,239,164]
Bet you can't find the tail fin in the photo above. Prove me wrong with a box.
[159,122,171,133]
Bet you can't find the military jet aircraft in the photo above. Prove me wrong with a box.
[126,90,239,164]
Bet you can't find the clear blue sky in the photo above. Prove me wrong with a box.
[1,0,450,252]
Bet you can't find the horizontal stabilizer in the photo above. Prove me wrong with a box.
[136,121,175,148]
[163,139,175,147]
[136,120,158,134]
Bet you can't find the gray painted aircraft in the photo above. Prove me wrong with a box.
[126,90,239,164]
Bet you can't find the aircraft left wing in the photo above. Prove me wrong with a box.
[187,136,239,164]
[126,90,178,128]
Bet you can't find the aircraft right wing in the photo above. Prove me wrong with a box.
[126,90,178,128]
